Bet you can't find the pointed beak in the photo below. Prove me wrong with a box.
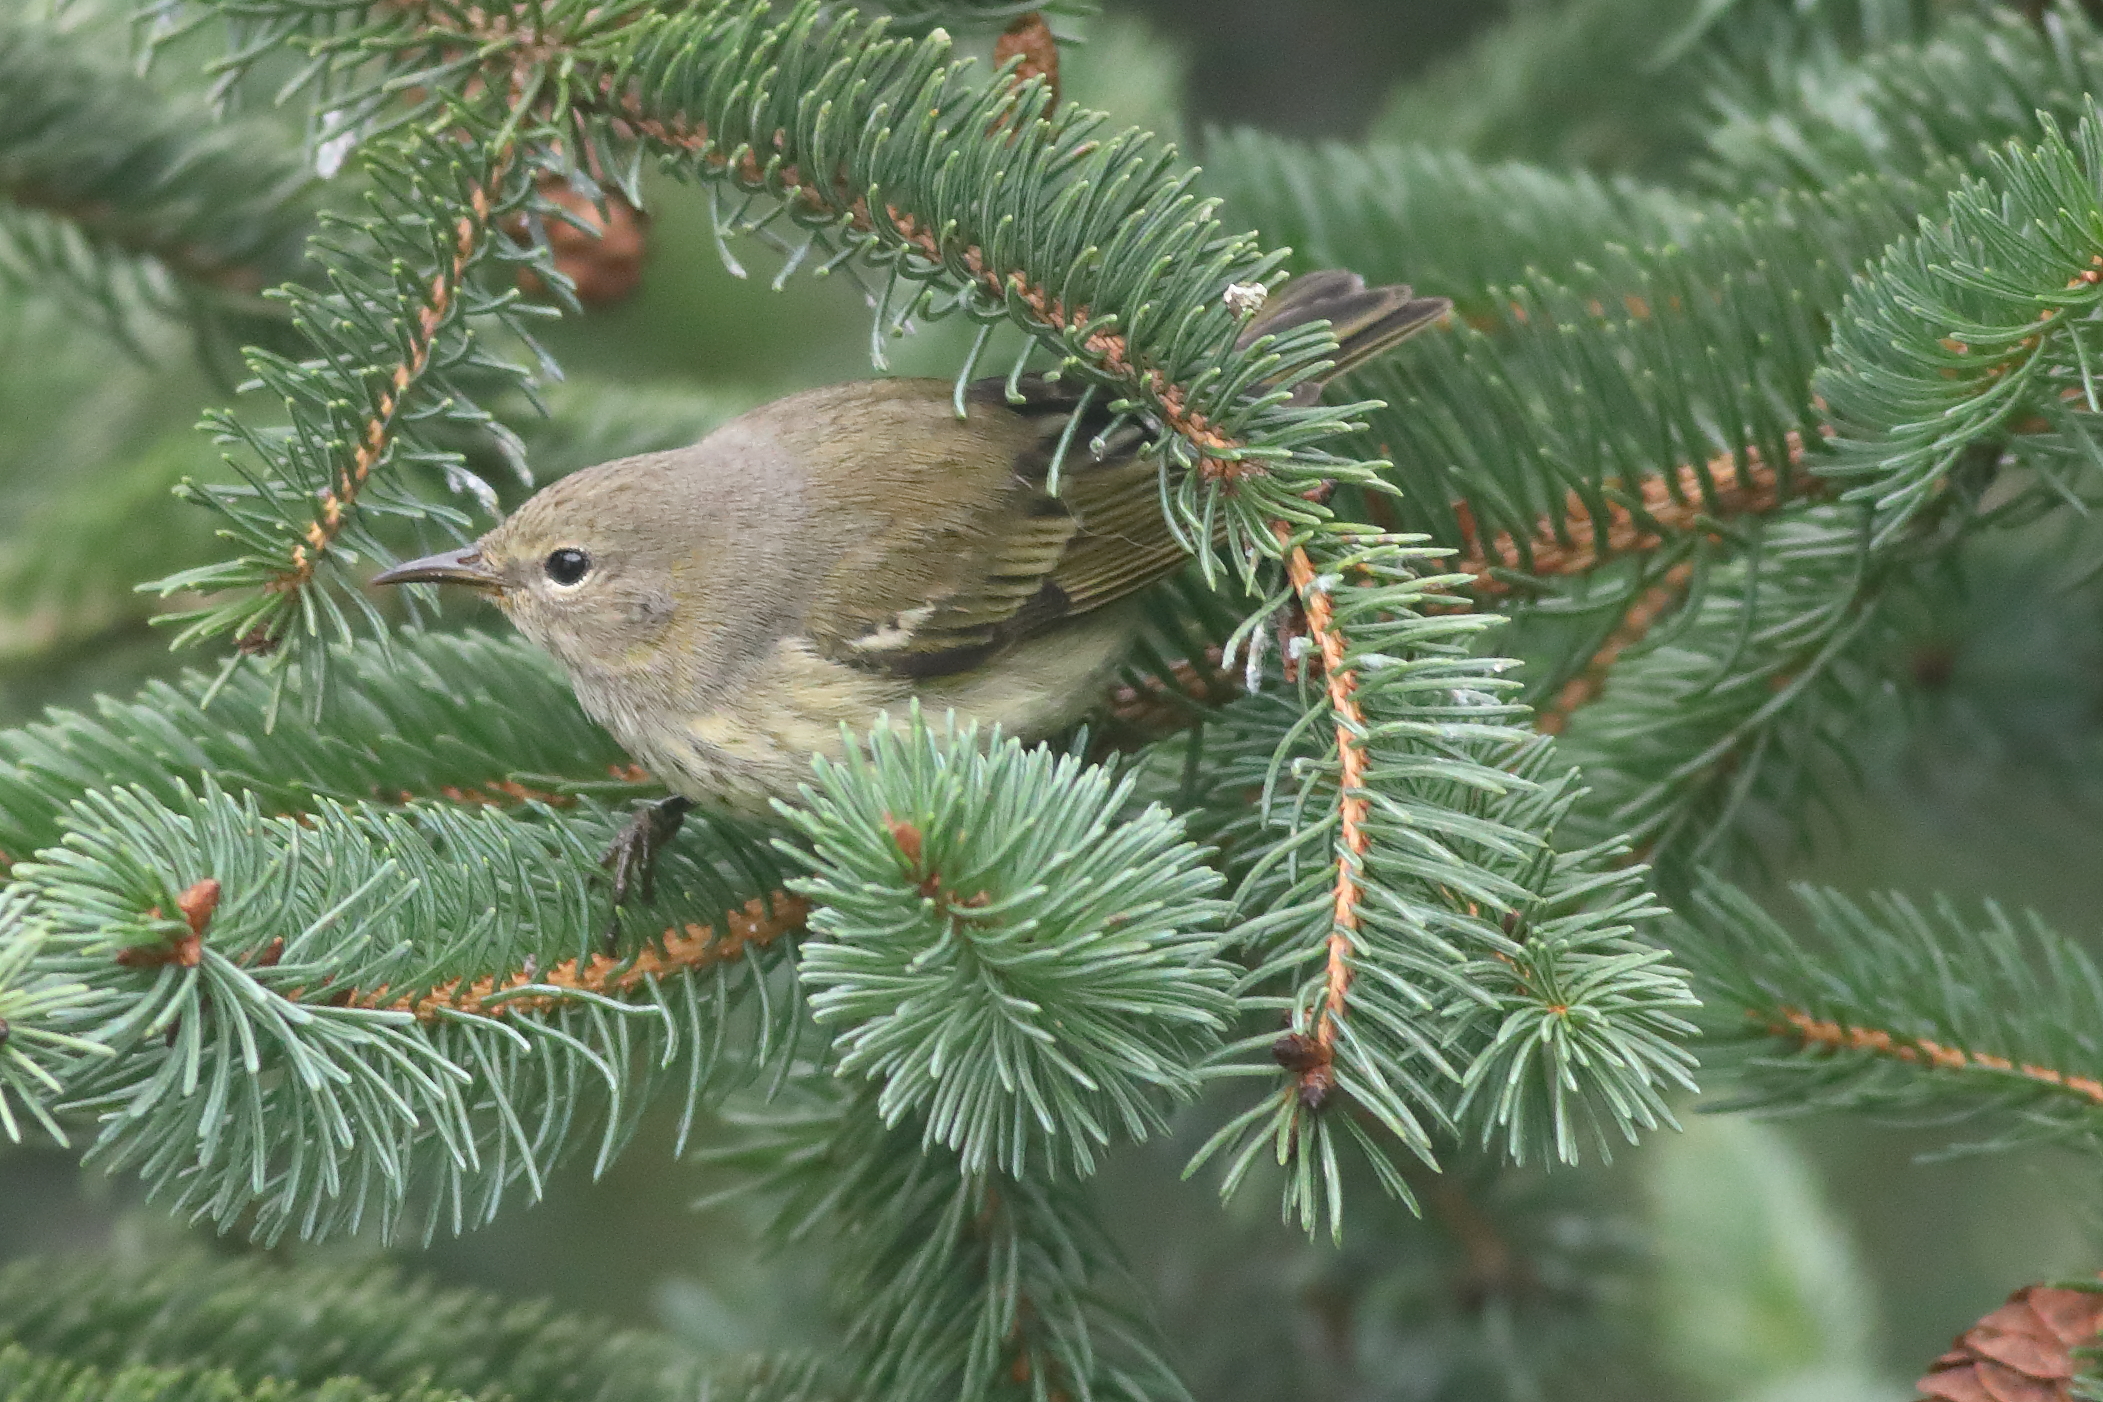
[370,546,502,592]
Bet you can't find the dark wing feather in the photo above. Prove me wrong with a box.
[807,269,1447,679]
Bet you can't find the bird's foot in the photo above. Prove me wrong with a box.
[599,795,693,954]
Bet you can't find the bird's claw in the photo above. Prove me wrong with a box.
[598,795,693,954]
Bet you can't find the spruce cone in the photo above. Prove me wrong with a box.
[517,178,648,307]
[993,11,1059,107]
[1917,1282,2103,1402]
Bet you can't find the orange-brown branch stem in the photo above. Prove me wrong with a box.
[276,152,513,596]
[1535,561,1695,735]
[340,893,807,1022]
[1764,1005,2103,1106]
[1454,431,1813,596]
[1275,525,1367,1059]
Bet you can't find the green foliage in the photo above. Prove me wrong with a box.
[0,904,101,1144]
[1188,700,1697,1229]
[1554,504,1925,872]
[1200,130,1706,318]
[1697,6,2103,192]
[1335,169,1924,582]
[0,630,637,860]
[0,1345,438,1402]
[1819,108,2103,537]
[6,769,797,1241]
[0,1248,823,1402]
[723,1097,1182,1402]
[147,125,550,674]
[1684,880,2103,1149]
[0,10,313,349]
[1369,0,1712,173]
[786,711,1235,1177]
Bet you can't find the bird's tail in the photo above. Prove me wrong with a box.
[1236,269,1450,389]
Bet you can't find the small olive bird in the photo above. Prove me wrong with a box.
[374,271,1447,934]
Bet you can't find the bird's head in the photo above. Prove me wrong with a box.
[372,456,689,679]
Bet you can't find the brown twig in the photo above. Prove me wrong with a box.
[1535,561,1696,735]
[340,893,807,1022]
[1275,524,1368,1066]
[275,152,514,597]
[1763,1005,2103,1106]
[1452,431,1814,596]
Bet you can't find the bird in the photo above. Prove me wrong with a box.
[373,270,1448,933]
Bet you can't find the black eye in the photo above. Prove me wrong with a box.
[544,547,591,586]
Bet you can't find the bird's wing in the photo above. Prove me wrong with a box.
[804,376,1187,679]
[805,271,1448,679]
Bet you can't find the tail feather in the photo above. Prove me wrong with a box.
[1236,269,1449,391]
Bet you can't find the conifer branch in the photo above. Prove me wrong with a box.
[0,632,643,864]
[786,713,1234,1178]
[0,1248,827,1402]
[0,14,315,333]
[1685,881,2103,1147]
[349,893,806,1022]
[1272,527,1367,1066]
[1699,7,2103,195]
[1757,1004,2103,1109]
[7,777,802,1240]
[276,151,514,604]
[1450,432,1810,598]
[727,1098,1183,1402]
[1534,562,1693,735]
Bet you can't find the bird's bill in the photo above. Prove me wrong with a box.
[370,546,502,592]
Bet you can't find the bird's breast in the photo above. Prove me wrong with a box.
[567,613,1136,813]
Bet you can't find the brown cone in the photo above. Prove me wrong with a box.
[1917,1282,2103,1402]
[993,11,1059,108]
[516,177,649,308]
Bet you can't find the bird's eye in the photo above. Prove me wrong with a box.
[544,547,591,586]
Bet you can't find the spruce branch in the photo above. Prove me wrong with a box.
[1684,880,2103,1150]
[1534,561,1694,736]
[1555,501,1912,873]
[0,1345,444,1402]
[1562,104,2103,870]
[1699,6,2103,195]
[0,12,315,341]
[726,1095,1186,1402]
[1186,643,1697,1232]
[0,896,105,1146]
[10,776,801,1242]
[1271,526,1371,1065]
[1447,434,1812,602]
[0,631,647,864]
[0,1248,828,1402]
[1819,106,2103,539]
[148,122,544,670]
[1335,171,1926,600]
[1202,131,1705,320]
[784,711,1235,1179]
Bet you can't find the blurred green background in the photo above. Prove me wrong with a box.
[6,3,2103,1400]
